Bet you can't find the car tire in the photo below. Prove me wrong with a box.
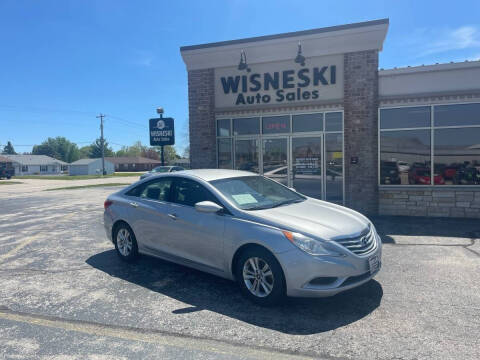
[113,223,139,262]
[235,247,286,306]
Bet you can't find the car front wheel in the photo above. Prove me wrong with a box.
[235,247,285,306]
[114,223,139,262]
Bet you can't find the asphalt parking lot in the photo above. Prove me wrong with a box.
[0,178,479,359]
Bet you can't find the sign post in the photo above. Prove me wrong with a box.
[149,115,175,166]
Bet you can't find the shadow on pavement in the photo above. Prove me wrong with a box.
[371,215,480,244]
[86,250,383,335]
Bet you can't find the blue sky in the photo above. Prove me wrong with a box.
[1,0,479,155]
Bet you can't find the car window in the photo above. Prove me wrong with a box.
[126,178,172,201]
[172,178,219,207]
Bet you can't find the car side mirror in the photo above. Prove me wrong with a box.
[195,201,223,214]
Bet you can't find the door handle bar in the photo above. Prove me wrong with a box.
[129,202,138,208]
[168,213,178,220]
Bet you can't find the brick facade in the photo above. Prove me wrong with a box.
[343,50,379,215]
[188,68,217,169]
[379,188,480,218]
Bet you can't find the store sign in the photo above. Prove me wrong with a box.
[149,117,175,146]
[215,54,343,108]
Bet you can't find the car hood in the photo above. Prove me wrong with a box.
[241,198,370,240]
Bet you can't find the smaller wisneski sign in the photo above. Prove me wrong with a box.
[214,55,343,108]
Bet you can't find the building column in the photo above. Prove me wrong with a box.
[188,68,216,169]
[343,50,379,215]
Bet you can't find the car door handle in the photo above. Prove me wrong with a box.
[129,202,139,208]
[168,213,178,220]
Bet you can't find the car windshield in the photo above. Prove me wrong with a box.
[210,176,306,210]
[152,167,170,173]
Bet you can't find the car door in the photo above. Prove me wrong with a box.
[166,177,226,271]
[125,177,175,254]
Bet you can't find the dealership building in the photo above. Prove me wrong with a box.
[180,19,480,218]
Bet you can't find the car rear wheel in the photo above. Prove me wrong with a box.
[114,223,139,262]
[235,247,285,306]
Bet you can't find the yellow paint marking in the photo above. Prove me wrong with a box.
[0,310,313,360]
[0,212,75,263]
[0,234,42,263]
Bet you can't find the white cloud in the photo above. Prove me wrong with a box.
[130,50,154,67]
[419,26,480,56]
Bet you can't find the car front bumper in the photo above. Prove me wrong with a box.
[277,235,382,298]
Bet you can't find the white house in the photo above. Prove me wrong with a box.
[5,155,67,175]
[69,158,115,175]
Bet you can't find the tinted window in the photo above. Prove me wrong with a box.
[127,178,173,201]
[380,130,431,185]
[325,112,343,131]
[292,113,323,132]
[172,178,219,207]
[380,107,430,129]
[217,119,231,136]
[233,117,260,135]
[434,127,480,185]
[262,115,290,134]
[434,103,480,127]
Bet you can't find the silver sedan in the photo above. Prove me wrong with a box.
[104,169,382,305]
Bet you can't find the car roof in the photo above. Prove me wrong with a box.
[174,169,256,181]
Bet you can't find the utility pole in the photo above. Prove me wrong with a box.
[96,113,106,175]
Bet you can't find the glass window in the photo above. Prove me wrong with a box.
[218,138,232,169]
[40,165,48,172]
[262,115,290,134]
[380,130,431,185]
[234,139,258,173]
[434,127,480,185]
[292,113,323,132]
[233,117,260,135]
[217,119,231,137]
[22,165,28,172]
[434,103,480,127]
[127,177,173,200]
[211,176,305,210]
[380,106,430,129]
[325,112,343,131]
[325,133,343,203]
[172,178,219,207]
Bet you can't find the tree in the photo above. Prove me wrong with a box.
[159,145,178,164]
[32,137,81,163]
[182,145,190,159]
[79,145,93,159]
[89,138,114,158]
[2,141,16,155]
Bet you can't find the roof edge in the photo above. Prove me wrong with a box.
[180,18,389,52]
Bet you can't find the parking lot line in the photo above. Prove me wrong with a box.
[0,234,42,263]
[0,213,75,263]
[0,308,316,360]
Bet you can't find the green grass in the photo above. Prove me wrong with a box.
[14,172,143,180]
[0,181,23,185]
[44,183,129,191]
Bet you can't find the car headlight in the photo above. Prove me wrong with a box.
[282,231,342,257]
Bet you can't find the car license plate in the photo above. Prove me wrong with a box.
[368,255,380,274]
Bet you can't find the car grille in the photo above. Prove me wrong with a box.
[333,226,376,256]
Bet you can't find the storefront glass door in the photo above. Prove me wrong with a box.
[292,137,323,199]
[262,138,289,186]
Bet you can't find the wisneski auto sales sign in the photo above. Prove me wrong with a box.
[215,54,343,108]
[149,117,175,146]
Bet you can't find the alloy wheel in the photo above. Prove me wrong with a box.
[117,228,133,256]
[242,257,274,298]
